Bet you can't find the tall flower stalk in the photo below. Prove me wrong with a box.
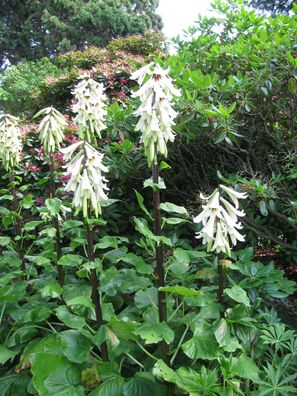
[35,106,67,286]
[60,75,109,361]
[0,114,25,272]
[193,184,247,315]
[131,63,180,372]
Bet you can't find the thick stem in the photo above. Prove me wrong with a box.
[49,156,64,286]
[217,259,225,318]
[86,222,108,361]
[152,153,170,369]
[11,174,25,273]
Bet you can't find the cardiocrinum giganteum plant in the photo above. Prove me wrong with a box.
[34,106,68,285]
[131,62,180,392]
[0,114,26,273]
[60,73,110,361]
[193,184,248,316]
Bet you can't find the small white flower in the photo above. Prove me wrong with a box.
[35,107,67,153]
[0,114,22,171]
[72,74,107,142]
[131,63,180,165]
[193,185,247,255]
[61,140,109,218]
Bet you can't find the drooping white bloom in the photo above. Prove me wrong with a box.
[193,185,248,256]
[34,106,67,153]
[0,114,22,171]
[131,63,180,165]
[60,141,109,218]
[72,73,107,142]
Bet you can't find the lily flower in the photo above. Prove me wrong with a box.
[0,114,22,171]
[60,141,109,218]
[72,74,107,142]
[131,63,180,165]
[34,106,67,153]
[193,185,248,255]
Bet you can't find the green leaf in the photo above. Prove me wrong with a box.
[134,287,158,309]
[10,305,51,323]
[62,220,84,229]
[134,190,153,220]
[90,376,125,396]
[259,200,268,216]
[41,283,63,298]
[0,345,18,364]
[30,352,84,396]
[159,161,171,171]
[7,326,38,347]
[133,217,172,246]
[23,221,43,231]
[159,202,188,216]
[45,198,62,216]
[56,306,86,330]
[95,236,117,249]
[182,333,220,360]
[225,285,250,306]
[0,283,27,302]
[59,330,92,363]
[214,318,231,347]
[153,360,180,384]
[121,253,153,274]
[143,177,166,191]
[164,217,189,225]
[0,236,11,246]
[234,354,260,383]
[108,319,138,341]
[134,322,174,344]
[93,325,119,347]
[58,254,83,267]
[66,296,94,309]
[123,373,166,396]
[31,255,51,268]
[159,285,201,297]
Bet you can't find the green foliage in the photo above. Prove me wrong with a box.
[0,58,62,114]
[0,0,163,68]
[107,30,165,57]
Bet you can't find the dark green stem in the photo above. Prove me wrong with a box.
[152,150,173,396]
[11,173,25,273]
[49,156,64,286]
[85,221,109,362]
[217,259,225,318]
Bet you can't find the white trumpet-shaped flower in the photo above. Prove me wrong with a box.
[34,106,67,153]
[72,74,107,142]
[60,141,109,218]
[193,185,248,256]
[131,63,180,165]
[0,114,22,171]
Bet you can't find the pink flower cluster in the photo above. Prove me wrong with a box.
[24,162,41,172]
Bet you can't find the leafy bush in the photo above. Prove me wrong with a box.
[0,58,63,115]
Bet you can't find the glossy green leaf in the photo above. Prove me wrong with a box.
[225,285,250,306]
[182,333,220,360]
[134,321,174,344]
[59,330,92,363]
[30,352,84,396]
[55,306,86,330]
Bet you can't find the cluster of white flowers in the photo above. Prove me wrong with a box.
[35,107,67,153]
[0,114,22,171]
[60,141,109,218]
[193,185,248,256]
[72,74,107,142]
[130,62,180,165]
